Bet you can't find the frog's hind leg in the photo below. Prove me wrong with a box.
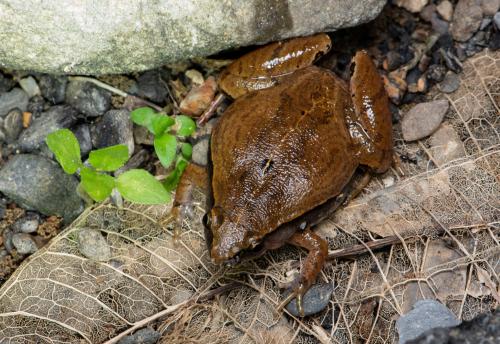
[348,51,393,173]
[172,163,210,241]
[281,228,328,316]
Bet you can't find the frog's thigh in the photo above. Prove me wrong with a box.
[349,51,393,173]
[286,228,328,289]
[172,163,209,231]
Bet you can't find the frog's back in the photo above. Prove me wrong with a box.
[211,66,358,241]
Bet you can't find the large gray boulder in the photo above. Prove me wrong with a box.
[0,0,386,75]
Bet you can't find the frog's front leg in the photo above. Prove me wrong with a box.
[285,228,328,316]
[171,163,209,240]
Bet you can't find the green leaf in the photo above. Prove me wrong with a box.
[131,107,156,127]
[176,115,196,136]
[181,142,192,160]
[80,167,115,202]
[88,145,129,171]
[116,169,171,204]
[164,157,189,191]
[154,133,177,168]
[45,129,82,174]
[151,115,175,136]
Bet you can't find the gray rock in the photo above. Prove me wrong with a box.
[3,109,23,143]
[38,75,67,104]
[118,328,161,344]
[77,228,111,261]
[0,88,29,118]
[73,123,92,157]
[396,300,460,344]
[11,233,38,254]
[407,309,499,344]
[191,138,209,166]
[0,0,387,74]
[136,70,168,104]
[429,124,466,166]
[12,212,40,234]
[494,12,500,29]
[90,109,134,155]
[438,72,460,93]
[18,105,78,152]
[286,283,333,317]
[19,76,41,98]
[2,228,14,253]
[65,81,111,118]
[479,0,500,15]
[0,154,84,222]
[0,73,14,93]
[450,0,483,42]
[402,100,449,141]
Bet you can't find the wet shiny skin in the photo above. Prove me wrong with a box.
[174,34,393,315]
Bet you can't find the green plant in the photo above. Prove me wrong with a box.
[46,129,170,204]
[130,107,196,191]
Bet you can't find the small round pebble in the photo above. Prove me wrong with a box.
[12,212,41,234]
[191,138,209,166]
[77,228,111,261]
[438,72,461,93]
[19,76,41,98]
[65,80,111,118]
[3,109,23,143]
[12,233,38,255]
[285,283,334,317]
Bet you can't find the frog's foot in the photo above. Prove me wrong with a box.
[280,228,328,316]
[171,163,209,242]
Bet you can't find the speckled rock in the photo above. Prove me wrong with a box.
[402,100,449,141]
[0,0,387,74]
[0,154,84,222]
[451,0,483,42]
[90,109,134,155]
[18,105,78,152]
[396,300,460,344]
[77,228,111,262]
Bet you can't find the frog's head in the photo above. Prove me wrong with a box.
[205,206,259,265]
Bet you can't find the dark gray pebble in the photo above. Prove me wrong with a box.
[438,72,461,93]
[135,70,168,104]
[118,328,161,344]
[38,75,68,104]
[18,105,78,152]
[65,80,111,118]
[0,88,29,118]
[0,73,15,93]
[285,283,333,317]
[3,109,23,143]
[90,109,134,155]
[396,300,460,344]
[407,309,500,344]
[73,123,92,157]
[0,154,84,222]
[27,95,47,114]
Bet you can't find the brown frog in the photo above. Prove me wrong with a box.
[172,33,393,316]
